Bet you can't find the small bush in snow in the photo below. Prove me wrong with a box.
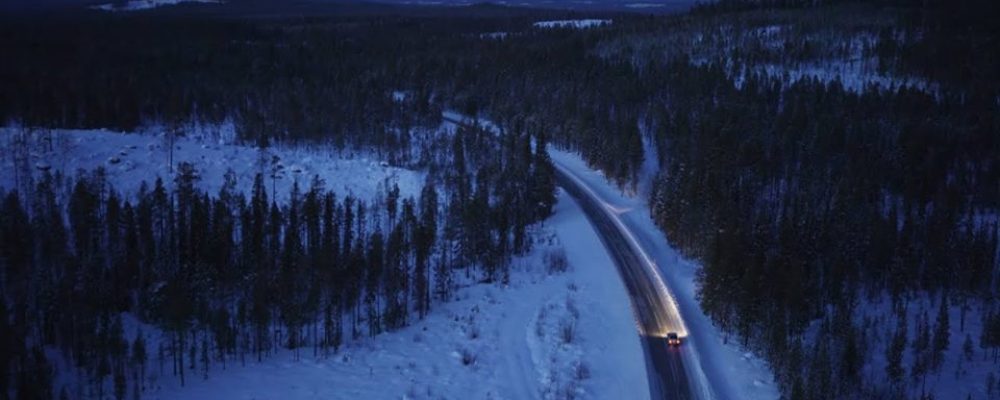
[536,308,547,338]
[545,248,569,274]
[573,361,591,381]
[559,381,579,400]
[460,348,477,366]
[468,323,480,340]
[565,297,579,321]
[560,318,576,344]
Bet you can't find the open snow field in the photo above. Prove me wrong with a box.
[142,189,648,400]
[0,125,424,204]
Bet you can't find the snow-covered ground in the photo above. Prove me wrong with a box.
[0,125,423,204]
[736,29,937,95]
[480,32,511,40]
[89,0,223,12]
[547,146,997,400]
[550,148,781,400]
[744,61,939,95]
[533,19,611,29]
[442,110,505,137]
[838,294,997,400]
[141,189,648,400]
[3,121,650,400]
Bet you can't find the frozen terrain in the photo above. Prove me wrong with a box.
[0,122,649,399]
[0,124,423,204]
[825,294,997,400]
[550,148,781,400]
[139,189,649,400]
[442,111,779,399]
[550,146,999,399]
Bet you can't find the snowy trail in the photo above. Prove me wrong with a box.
[498,289,545,400]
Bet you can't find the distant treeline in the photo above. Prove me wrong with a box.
[0,15,445,149]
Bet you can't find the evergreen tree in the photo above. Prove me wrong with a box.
[414,180,437,318]
[132,330,147,392]
[912,311,931,387]
[0,297,10,394]
[1,191,32,291]
[932,293,950,369]
[386,182,400,227]
[69,177,99,265]
[886,312,907,385]
[114,366,127,400]
[280,181,305,352]
[433,242,452,302]
[840,328,860,385]
[367,227,385,335]
[531,130,555,221]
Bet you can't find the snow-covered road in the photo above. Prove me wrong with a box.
[440,111,777,399]
[550,148,779,400]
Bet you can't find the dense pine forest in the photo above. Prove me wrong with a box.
[1,1,999,399]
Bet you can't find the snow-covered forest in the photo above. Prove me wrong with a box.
[0,115,557,398]
[1,0,998,399]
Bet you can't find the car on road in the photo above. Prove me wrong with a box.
[666,332,681,346]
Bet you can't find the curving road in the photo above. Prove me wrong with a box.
[442,112,709,399]
[554,164,697,400]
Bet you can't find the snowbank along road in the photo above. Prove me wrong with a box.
[554,162,715,400]
[441,112,724,399]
